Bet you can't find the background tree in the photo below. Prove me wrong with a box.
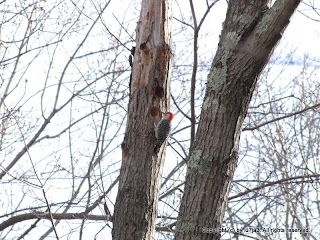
[175,1,301,239]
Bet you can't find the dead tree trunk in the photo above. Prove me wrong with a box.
[175,0,301,239]
[112,0,172,239]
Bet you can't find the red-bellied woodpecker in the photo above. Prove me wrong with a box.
[154,112,174,154]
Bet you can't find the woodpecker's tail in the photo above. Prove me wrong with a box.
[153,144,161,155]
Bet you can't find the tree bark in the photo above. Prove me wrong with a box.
[112,0,172,239]
[175,0,301,239]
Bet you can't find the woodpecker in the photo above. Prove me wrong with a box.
[154,112,174,154]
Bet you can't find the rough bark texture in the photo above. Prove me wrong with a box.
[112,0,172,239]
[175,0,301,239]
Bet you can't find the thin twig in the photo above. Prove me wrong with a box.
[170,94,191,120]
[189,0,198,150]
[229,174,320,200]
[243,103,320,131]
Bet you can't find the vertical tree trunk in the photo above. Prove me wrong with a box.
[112,0,172,239]
[175,0,301,239]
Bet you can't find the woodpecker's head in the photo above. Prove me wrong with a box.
[163,112,174,121]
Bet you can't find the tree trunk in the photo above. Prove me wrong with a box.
[112,0,172,239]
[175,0,301,239]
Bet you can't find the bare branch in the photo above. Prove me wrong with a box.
[229,174,320,201]
[0,213,110,232]
[243,102,320,131]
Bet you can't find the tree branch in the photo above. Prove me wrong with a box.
[229,174,320,201]
[243,102,320,131]
[189,0,198,150]
[0,213,110,231]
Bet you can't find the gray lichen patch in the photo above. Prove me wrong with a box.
[176,214,200,235]
[199,156,213,174]
[207,32,239,94]
[203,97,212,110]
[188,150,202,169]
[224,31,241,50]
[203,96,219,111]
[255,0,286,35]
[255,12,274,34]
[207,65,227,93]
[239,13,255,26]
